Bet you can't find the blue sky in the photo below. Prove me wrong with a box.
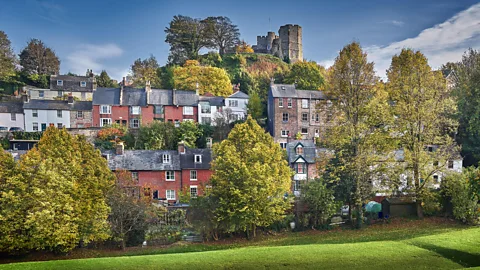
[1,0,479,80]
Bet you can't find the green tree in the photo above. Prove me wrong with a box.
[96,70,117,87]
[246,91,263,122]
[204,16,240,56]
[442,170,479,224]
[209,116,292,238]
[387,49,458,218]
[130,55,161,88]
[324,42,393,228]
[177,120,202,148]
[301,178,338,227]
[133,121,178,150]
[0,31,16,82]
[285,61,324,90]
[19,39,60,75]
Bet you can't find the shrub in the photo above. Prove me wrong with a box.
[421,189,442,216]
[301,178,339,228]
[442,171,479,224]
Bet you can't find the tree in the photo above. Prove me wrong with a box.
[387,48,458,218]
[442,171,479,224]
[204,16,240,55]
[177,120,202,148]
[0,31,16,81]
[19,39,60,75]
[165,15,214,64]
[285,61,324,90]
[173,60,232,96]
[133,121,178,150]
[301,178,338,227]
[96,70,117,88]
[451,49,480,166]
[130,55,161,88]
[209,116,292,238]
[235,40,254,54]
[246,91,263,122]
[323,42,393,228]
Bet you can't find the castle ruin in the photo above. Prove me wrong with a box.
[252,24,303,63]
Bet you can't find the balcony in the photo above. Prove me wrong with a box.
[293,174,307,180]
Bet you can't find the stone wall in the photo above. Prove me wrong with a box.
[67,127,101,143]
[253,24,302,62]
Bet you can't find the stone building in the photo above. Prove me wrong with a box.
[252,24,303,63]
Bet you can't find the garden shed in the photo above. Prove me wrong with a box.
[381,197,416,217]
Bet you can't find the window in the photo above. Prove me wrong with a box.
[153,190,159,199]
[166,171,175,181]
[190,170,197,180]
[57,91,63,97]
[174,120,180,127]
[163,154,171,163]
[301,128,308,134]
[280,142,287,149]
[130,119,140,128]
[77,111,83,118]
[201,117,211,124]
[57,123,63,128]
[281,130,289,137]
[282,113,289,122]
[229,114,239,121]
[32,110,38,117]
[315,129,320,137]
[302,113,308,122]
[315,113,320,122]
[100,118,111,127]
[302,99,309,108]
[287,98,292,108]
[77,124,84,128]
[39,91,44,98]
[229,100,238,107]
[57,110,62,118]
[57,80,63,86]
[279,98,283,107]
[130,106,140,115]
[448,160,454,169]
[100,105,111,114]
[80,81,86,87]
[201,103,211,113]
[154,105,164,114]
[194,155,202,163]
[295,163,306,174]
[190,186,198,198]
[131,172,139,182]
[294,180,302,191]
[296,146,303,155]
[81,92,86,100]
[166,190,175,200]
[10,113,15,121]
[427,146,433,152]
[433,175,439,183]
[41,123,47,131]
[33,122,38,131]
[183,106,193,115]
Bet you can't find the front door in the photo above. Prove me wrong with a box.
[41,123,47,131]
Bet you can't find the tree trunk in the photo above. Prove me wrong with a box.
[416,200,424,219]
[121,238,126,250]
[348,202,352,224]
[355,204,363,229]
[252,224,256,238]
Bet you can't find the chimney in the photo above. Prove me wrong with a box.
[92,74,97,91]
[178,141,185,154]
[270,78,275,86]
[195,82,199,96]
[120,77,125,106]
[172,89,177,106]
[146,81,151,104]
[206,137,213,149]
[22,93,29,103]
[67,94,74,104]
[116,142,124,155]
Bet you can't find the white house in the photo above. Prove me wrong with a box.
[0,102,24,130]
[198,96,224,125]
[197,91,250,125]
[225,91,249,121]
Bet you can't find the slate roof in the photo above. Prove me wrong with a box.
[180,148,212,169]
[50,75,95,92]
[149,89,198,106]
[286,140,320,164]
[123,88,147,106]
[270,84,327,99]
[228,91,249,99]
[23,100,92,111]
[199,96,225,106]
[93,88,120,105]
[104,150,181,171]
[0,102,23,113]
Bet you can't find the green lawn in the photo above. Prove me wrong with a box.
[1,220,479,270]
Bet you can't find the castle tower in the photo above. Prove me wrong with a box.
[279,24,303,63]
[266,32,277,53]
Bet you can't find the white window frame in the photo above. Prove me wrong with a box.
[130,106,141,115]
[163,154,171,163]
[39,90,44,98]
[174,120,180,127]
[32,110,38,117]
[278,98,283,107]
[77,111,83,118]
[302,99,309,109]
[166,190,175,200]
[57,80,63,86]
[80,81,86,87]
[302,113,308,122]
[33,122,39,131]
[131,172,139,182]
[281,130,289,137]
[301,128,308,134]
[296,145,304,154]
[194,155,202,163]
[10,113,16,121]
[183,106,194,115]
[130,119,140,128]
[100,105,111,114]
[287,98,292,108]
[282,113,288,122]
[229,100,238,107]
[280,142,287,149]
[190,185,198,198]
[165,171,175,181]
[57,110,62,118]
[57,91,63,97]
[190,170,197,181]
[100,118,111,127]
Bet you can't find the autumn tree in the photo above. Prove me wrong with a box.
[133,121,178,150]
[235,40,254,54]
[130,55,161,88]
[209,116,292,238]
[204,16,240,55]
[173,60,232,96]
[0,31,16,81]
[285,61,324,90]
[323,42,393,228]
[19,39,60,76]
[96,70,117,88]
[387,49,458,218]
[246,91,263,122]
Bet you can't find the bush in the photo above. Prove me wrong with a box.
[421,189,442,216]
[442,171,479,224]
[300,178,339,228]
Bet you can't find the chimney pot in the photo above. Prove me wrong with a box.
[178,141,185,154]
[116,142,124,155]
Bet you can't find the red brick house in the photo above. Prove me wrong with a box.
[148,89,199,125]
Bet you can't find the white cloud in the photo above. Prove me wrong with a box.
[319,3,480,78]
[66,44,125,79]
[381,20,405,27]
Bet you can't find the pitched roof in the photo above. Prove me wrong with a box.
[50,75,95,92]
[286,140,319,163]
[104,150,181,171]
[123,88,147,106]
[228,91,249,99]
[93,87,120,105]
[0,102,23,113]
[149,89,198,106]
[199,96,225,106]
[23,100,92,111]
[270,84,326,99]
[180,148,212,169]
[149,89,171,105]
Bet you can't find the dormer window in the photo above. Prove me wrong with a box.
[163,154,171,163]
[194,155,202,163]
[296,145,303,155]
[57,80,63,86]
[80,81,86,87]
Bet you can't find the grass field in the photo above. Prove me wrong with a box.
[1,219,479,269]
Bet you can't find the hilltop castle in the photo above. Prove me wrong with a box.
[252,24,303,63]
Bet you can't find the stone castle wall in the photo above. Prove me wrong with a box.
[253,25,302,63]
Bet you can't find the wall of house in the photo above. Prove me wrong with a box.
[164,106,198,123]
[24,109,70,131]
[70,111,93,128]
[137,170,182,202]
[273,97,298,143]
[92,105,130,127]
[0,113,24,130]
[29,89,92,101]
[198,103,220,125]
[225,97,248,120]
[140,106,154,125]
[181,169,213,196]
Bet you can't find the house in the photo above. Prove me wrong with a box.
[23,96,92,131]
[224,90,249,122]
[286,140,323,196]
[178,142,213,197]
[267,83,331,148]
[49,74,97,101]
[0,102,24,130]
[148,88,198,126]
[197,96,225,125]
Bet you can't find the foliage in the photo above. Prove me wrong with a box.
[130,55,161,88]
[11,131,43,140]
[95,70,117,88]
[235,40,254,54]
[133,121,178,150]
[177,121,202,148]
[157,65,176,89]
[246,91,263,122]
[173,60,232,96]
[204,16,240,55]
[209,116,293,238]
[0,31,17,82]
[386,48,458,218]
[197,123,214,148]
[198,52,223,67]
[301,178,339,227]
[421,189,442,216]
[19,38,60,76]
[97,124,127,141]
[442,171,479,224]
[285,61,325,90]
